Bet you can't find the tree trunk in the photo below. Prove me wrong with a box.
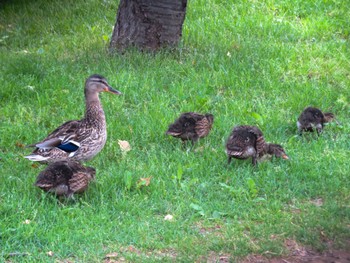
[109,0,187,51]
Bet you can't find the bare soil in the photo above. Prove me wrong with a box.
[102,239,350,262]
[241,239,350,263]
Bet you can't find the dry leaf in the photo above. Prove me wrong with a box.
[55,260,73,263]
[127,245,141,255]
[136,177,152,188]
[194,146,204,153]
[118,140,131,153]
[164,214,173,221]
[128,246,136,252]
[15,141,25,148]
[310,198,323,207]
[23,219,31,224]
[31,163,39,169]
[46,251,54,257]
[105,252,119,259]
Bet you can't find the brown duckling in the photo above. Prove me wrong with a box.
[166,112,214,145]
[226,125,289,166]
[34,160,95,198]
[297,106,335,135]
[259,143,289,162]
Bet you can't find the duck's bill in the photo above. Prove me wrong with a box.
[282,154,289,160]
[106,86,122,95]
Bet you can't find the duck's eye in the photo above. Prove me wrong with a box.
[245,137,250,143]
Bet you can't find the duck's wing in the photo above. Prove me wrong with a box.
[195,116,213,138]
[246,126,265,156]
[27,120,81,154]
[226,126,264,158]
[34,172,56,191]
[68,164,95,193]
[34,161,72,190]
[226,140,247,157]
[68,172,89,193]
[226,129,251,157]
[298,111,313,125]
[166,113,197,136]
[299,107,325,125]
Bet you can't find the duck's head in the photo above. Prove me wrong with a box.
[205,114,214,125]
[85,74,122,96]
[85,166,96,180]
[266,143,289,160]
[323,112,335,123]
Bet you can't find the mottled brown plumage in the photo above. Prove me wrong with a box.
[34,161,95,198]
[297,107,335,135]
[25,74,122,163]
[226,125,288,166]
[166,112,214,144]
[259,143,289,161]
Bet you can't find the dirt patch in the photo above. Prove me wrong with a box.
[241,239,350,263]
[196,251,231,263]
[103,246,177,262]
[193,222,224,238]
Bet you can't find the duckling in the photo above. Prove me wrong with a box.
[226,125,288,166]
[166,112,214,145]
[297,106,335,135]
[34,160,95,198]
[259,143,289,162]
[25,74,122,163]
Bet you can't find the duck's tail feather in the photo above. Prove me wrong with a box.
[24,154,50,162]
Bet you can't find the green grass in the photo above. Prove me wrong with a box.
[1,0,349,262]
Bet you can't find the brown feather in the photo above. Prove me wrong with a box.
[297,107,335,135]
[25,75,121,163]
[34,160,95,198]
[166,112,214,144]
[226,125,288,166]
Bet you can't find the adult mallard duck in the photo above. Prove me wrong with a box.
[25,74,122,163]
[34,160,95,198]
[297,106,335,135]
[225,125,289,166]
[166,112,214,145]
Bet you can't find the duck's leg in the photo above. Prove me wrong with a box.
[227,156,232,165]
[190,136,199,150]
[49,185,68,196]
[64,184,75,200]
[252,156,258,166]
[180,139,187,150]
[316,126,322,136]
[190,139,195,149]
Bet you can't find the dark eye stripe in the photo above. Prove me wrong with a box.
[91,78,107,85]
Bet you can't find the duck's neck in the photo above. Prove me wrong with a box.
[84,92,106,126]
[260,143,272,156]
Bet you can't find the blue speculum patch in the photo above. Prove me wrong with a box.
[57,142,79,153]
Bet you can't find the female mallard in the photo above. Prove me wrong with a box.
[166,112,214,145]
[34,160,95,198]
[226,125,289,166]
[297,107,335,135]
[25,74,122,163]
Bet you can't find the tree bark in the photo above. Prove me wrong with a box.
[109,0,187,51]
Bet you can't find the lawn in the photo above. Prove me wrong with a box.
[0,0,349,262]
